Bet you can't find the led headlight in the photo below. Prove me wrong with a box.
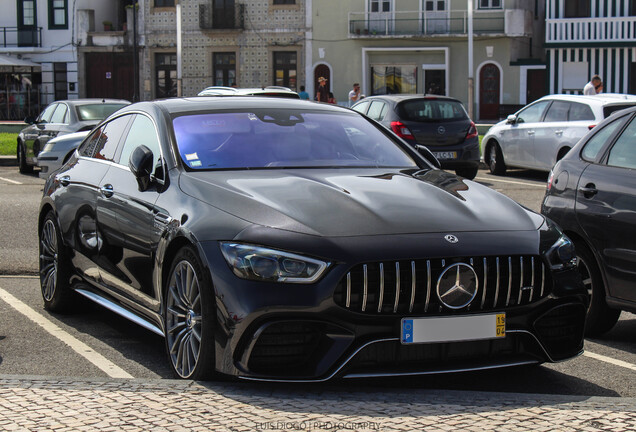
[220,242,329,284]
[42,142,56,154]
[545,234,577,270]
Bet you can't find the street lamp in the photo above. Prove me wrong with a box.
[467,0,474,119]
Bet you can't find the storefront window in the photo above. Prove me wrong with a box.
[371,65,417,95]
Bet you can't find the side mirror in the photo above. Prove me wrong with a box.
[129,145,154,191]
[506,115,517,124]
[414,144,441,169]
[24,116,36,125]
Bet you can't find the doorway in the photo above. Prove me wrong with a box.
[368,0,392,34]
[313,64,330,100]
[479,63,500,120]
[423,0,448,34]
[526,69,546,104]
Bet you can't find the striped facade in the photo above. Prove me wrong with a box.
[545,0,636,95]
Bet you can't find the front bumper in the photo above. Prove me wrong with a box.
[199,236,587,382]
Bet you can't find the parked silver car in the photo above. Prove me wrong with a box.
[37,131,90,179]
[482,94,636,175]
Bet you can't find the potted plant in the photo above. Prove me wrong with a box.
[102,20,113,31]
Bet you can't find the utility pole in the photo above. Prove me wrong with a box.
[176,1,182,97]
[132,0,139,102]
[467,0,474,119]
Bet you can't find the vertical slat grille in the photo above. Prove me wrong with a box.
[334,255,551,315]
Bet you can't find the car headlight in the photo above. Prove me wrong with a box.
[220,242,330,283]
[545,234,577,270]
[42,142,55,153]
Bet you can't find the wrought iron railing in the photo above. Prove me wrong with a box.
[0,27,42,47]
[199,2,245,30]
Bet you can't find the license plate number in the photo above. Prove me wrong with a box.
[401,313,506,344]
[432,151,457,160]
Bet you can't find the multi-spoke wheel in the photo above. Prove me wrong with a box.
[487,142,506,175]
[39,210,75,312]
[164,247,216,380]
[575,241,620,337]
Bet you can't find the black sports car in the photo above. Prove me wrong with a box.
[39,97,587,381]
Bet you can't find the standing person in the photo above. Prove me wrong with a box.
[316,77,329,102]
[298,85,309,100]
[348,83,361,106]
[583,75,602,95]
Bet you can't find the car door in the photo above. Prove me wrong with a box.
[533,100,570,170]
[499,100,550,168]
[575,111,636,303]
[97,113,164,306]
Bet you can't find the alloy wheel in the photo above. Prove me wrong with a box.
[576,255,594,313]
[40,219,59,302]
[166,260,203,378]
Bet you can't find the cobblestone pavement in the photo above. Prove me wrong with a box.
[0,376,635,431]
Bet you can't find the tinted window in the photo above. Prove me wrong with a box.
[39,104,58,123]
[173,110,418,170]
[607,115,636,169]
[118,115,161,172]
[352,101,370,114]
[398,99,467,122]
[603,103,636,118]
[367,101,385,120]
[544,101,569,122]
[516,101,550,123]
[76,103,128,121]
[581,115,629,162]
[49,104,68,124]
[91,116,132,161]
[569,102,594,121]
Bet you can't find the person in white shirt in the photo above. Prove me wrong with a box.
[348,83,361,106]
[583,75,602,95]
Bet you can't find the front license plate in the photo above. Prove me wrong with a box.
[432,151,457,160]
[401,313,505,344]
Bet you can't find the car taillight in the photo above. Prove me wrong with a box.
[466,121,478,140]
[390,121,414,140]
[546,170,554,192]
[588,124,596,130]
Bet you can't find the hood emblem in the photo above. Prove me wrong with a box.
[437,126,446,135]
[444,234,458,244]
[437,263,478,309]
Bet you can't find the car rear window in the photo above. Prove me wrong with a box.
[76,103,129,121]
[172,109,419,170]
[397,99,468,122]
[603,103,636,118]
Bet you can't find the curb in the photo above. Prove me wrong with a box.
[0,155,17,167]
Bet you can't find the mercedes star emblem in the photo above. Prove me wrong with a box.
[437,263,478,309]
[437,126,446,135]
[444,234,459,244]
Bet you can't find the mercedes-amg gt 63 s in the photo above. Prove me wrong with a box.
[39,97,587,381]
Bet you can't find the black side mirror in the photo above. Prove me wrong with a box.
[129,145,154,191]
[24,116,36,125]
[414,144,441,169]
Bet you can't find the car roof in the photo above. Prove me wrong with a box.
[536,93,636,106]
[197,86,299,98]
[355,94,462,103]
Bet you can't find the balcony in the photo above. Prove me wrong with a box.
[348,10,507,37]
[546,16,636,44]
[199,3,245,30]
[0,27,42,48]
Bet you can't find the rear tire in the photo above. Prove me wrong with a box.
[39,210,76,312]
[164,246,217,380]
[487,142,506,176]
[575,241,621,336]
[455,165,479,180]
[18,142,33,174]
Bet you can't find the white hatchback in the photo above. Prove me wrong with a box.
[482,94,636,175]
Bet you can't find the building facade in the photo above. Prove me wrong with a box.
[310,0,546,120]
[545,0,636,95]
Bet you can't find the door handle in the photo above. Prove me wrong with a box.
[555,130,563,135]
[579,183,598,198]
[56,175,70,187]
[527,131,535,136]
[100,184,114,198]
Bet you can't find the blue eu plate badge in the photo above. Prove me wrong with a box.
[402,319,414,343]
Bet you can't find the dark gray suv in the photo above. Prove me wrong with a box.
[352,94,480,179]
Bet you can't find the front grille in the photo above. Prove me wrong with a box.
[334,256,551,315]
[534,304,585,360]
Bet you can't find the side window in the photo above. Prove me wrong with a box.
[569,102,594,121]
[118,115,161,172]
[49,103,68,124]
[83,116,132,161]
[543,101,569,122]
[79,125,105,158]
[367,101,385,121]
[39,103,58,123]
[607,115,636,169]
[516,101,550,124]
[352,100,370,115]
[581,115,629,162]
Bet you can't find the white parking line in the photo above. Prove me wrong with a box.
[0,286,134,379]
[583,351,636,372]
[474,176,546,189]
[0,177,22,185]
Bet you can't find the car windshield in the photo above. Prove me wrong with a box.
[397,99,468,122]
[76,103,128,121]
[173,109,419,170]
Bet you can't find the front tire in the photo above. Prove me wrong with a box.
[487,142,506,176]
[39,210,76,312]
[575,241,621,336]
[164,246,217,380]
[18,142,33,174]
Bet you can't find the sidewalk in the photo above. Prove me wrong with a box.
[0,375,634,431]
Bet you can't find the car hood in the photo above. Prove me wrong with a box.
[179,168,543,237]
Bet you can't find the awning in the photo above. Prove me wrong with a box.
[0,54,41,72]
